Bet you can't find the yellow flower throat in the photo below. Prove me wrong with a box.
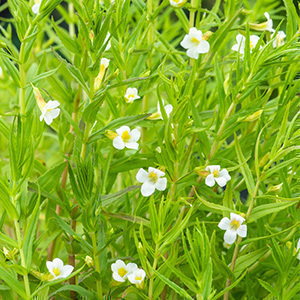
[191,37,200,45]
[213,169,219,177]
[53,267,61,276]
[118,267,127,277]
[149,171,158,183]
[121,130,131,142]
[230,219,240,230]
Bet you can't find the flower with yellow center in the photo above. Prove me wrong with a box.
[232,34,261,56]
[112,126,140,150]
[33,86,60,125]
[271,31,286,48]
[125,87,141,103]
[136,167,167,197]
[111,259,138,282]
[128,268,146,289]
[249,12,274,32]
[180,27,210,59]
[46,258,74,280]
[94,58,110,90]
[205,165,231,187]
[148,100,173,120]
[169,0,186,7]
[218,213,247,244]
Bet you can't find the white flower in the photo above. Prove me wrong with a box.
[205,165,231,187]
[113,126,140,150]
[104,32,111,51]
[0,66,3,78]
[95,58,110,90]
[33,86,60,125]
[218,213,247,244]
[180,27,210,59]
[250,12,274,32]
[111,259,138,282]
[39,100,60,125]
[128,268,146,285]
[136,167,167,197]
[169,0,186,7]
[272,31,286,48]
[125,87,140,103]
[157,100,173,119]
[231,34,260,55]
[46,258,74,279]
[297,239,300,260]
[32,3,41,14]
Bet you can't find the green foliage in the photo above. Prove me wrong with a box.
[0,0,299,299]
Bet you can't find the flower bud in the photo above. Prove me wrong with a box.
[243,110,263,122]
[85,255,94,267]
[105,130,118,140]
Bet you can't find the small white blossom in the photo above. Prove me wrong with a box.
[297,239,300,260]
[180,27,210,59]
[125,87,140,103]
[169,0,186,7]
[218,213,247,244]
[136,167,167,197]
[113,126,140,150]
[157,100,173,119]
[205,165,231,187]
[250,12,274,32]
[272,31,286,48]
[33,87,60,125]
[111,259,138,282]
[32,3,41,14]
[232,34,261,56]
[104,32,111,51]
[46,258,74,279]
[39,100,60,125]
[0,66,3,78]
[128,268,146,285]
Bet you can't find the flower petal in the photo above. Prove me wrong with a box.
[224,229,237,244]
[141,182,156,197]
[230,213,245,224]
[130,129,141,141]
[186,47,199,59]
[155,177,167,191]
[148,167,165,177]
[125,142,139,150]
[219,169,231,181]
[237,224,247,238]
[43,114,53,125]
[113,136,125,150]
[197,40,210,53]
[52,258,64,269]
[113,272,125,282]
[48,108,60,119]
[136,168,149,183]
[180,35,193,49]
[205,174,215,187]
[215,176,227,187]
[206,165,220,173]
[116,126,130,136]
[218,217,231,230]
[60,265,74,278]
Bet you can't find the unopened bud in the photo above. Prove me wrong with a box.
[85,255,94,267]
[243,110,263,122]
[3,247,18,260]
[259,152,270,167]
[194,167,209,177]
[268,183,283,193]
[105,130,118,140]
[202,31,213,40]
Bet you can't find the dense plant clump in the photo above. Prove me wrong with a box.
[0,0,299,299]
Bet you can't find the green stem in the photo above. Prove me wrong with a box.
[14,220,31,299]
[92,232,103,299]
[189,0,197,28]
[148,244,159,299]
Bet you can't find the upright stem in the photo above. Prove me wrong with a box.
[148,244,159,299]
[142,0,154,150]
[189,0,197,28]
[14,220,31,299]
[92,232,103,299]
